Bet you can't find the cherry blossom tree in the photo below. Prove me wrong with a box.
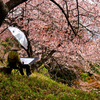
[1,0,100,64]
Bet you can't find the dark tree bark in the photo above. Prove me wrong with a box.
[23,37,33,57]
[31,50,56,72]
[0,0,27,26]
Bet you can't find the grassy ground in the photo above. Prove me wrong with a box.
[0,72,100,100]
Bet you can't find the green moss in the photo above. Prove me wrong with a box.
[80,73,89,81]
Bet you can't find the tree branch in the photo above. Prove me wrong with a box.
[31,50,56,72]
[76,0,79,29]
[6,0,27,11]
[50,0,77,36]
[0,0,27,26]
[63,0,69,18]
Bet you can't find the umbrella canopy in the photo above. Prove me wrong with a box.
[8,26,28,50]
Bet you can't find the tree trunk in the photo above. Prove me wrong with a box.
[26,39,33,57]
[0,0,27,26]
[31,50,56,72]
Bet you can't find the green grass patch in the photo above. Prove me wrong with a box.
[80,72,89,81]
[0,72,100,100]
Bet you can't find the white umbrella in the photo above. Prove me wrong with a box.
[8,26,28,50]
